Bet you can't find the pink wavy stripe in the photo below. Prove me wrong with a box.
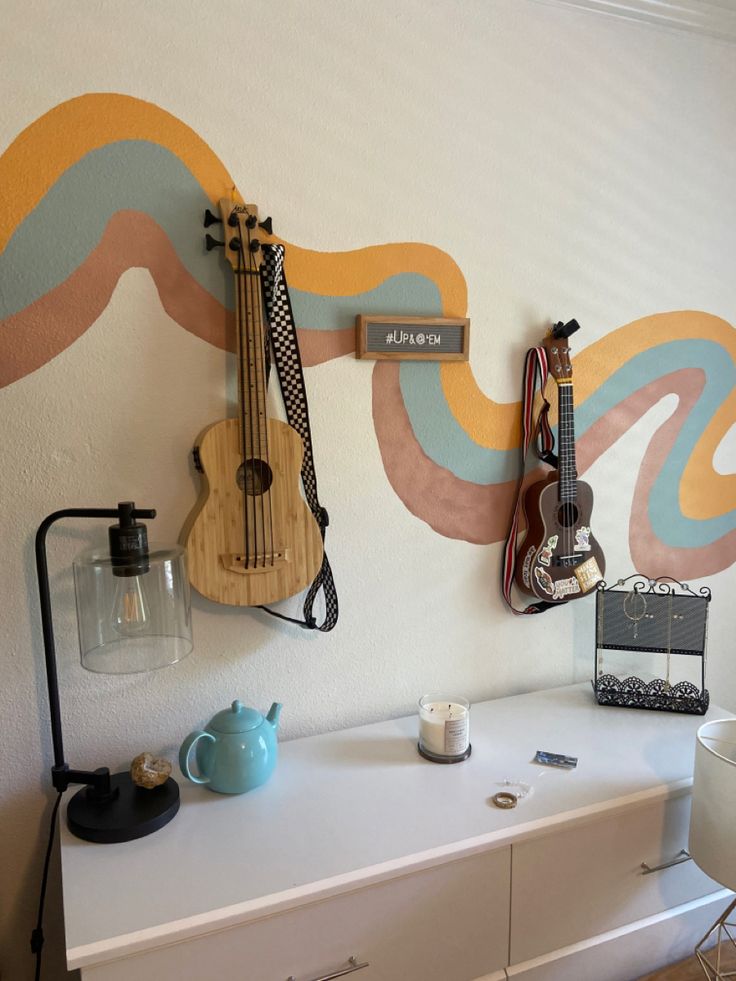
[0,209,359,389]
[0,211,233,389]
[625,370,736,578]
[371,361,546,544]
[297,327,355,367]
[374,361,736,574]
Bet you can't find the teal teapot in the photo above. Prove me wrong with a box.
[179,700,282,794]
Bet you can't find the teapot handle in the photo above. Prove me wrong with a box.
[179,730,215,785]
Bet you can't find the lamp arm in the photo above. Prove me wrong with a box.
[34,507,156,794]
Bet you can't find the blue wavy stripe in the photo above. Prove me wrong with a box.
[399,361,516,483]
[576,340,735,548]
[2,138,441,334]
[1,141,222,319]
[401,338,735,548]
[289,274,441,331]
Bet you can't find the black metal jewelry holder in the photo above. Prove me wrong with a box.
[592,575,710,716]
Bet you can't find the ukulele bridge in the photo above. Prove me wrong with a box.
[555,554,583,568]
[221,550,290,573]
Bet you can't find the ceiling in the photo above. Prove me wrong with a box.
[532,0,736,44]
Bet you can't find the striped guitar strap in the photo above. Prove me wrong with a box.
[258,243,338,632]
[501,345,564,615]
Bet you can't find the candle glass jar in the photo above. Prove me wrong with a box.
[418,694,471,763]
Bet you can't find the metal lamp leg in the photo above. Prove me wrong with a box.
[695,895,736,980]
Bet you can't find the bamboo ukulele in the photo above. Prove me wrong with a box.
[515,323,605,603]
[181,200,324,606]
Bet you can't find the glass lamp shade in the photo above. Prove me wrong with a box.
[73,542,192,674]
[689,718,736,891]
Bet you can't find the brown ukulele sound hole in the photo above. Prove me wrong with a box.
[557,502,579,528]
[236,459,273,497]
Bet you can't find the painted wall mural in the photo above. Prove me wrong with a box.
[2,94,734,579]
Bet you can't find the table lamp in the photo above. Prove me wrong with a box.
[689,718,736,979]
[36,502,193,843]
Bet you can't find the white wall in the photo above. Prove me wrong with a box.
[1,2,735,977]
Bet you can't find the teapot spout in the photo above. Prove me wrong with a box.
[266,702,282,729]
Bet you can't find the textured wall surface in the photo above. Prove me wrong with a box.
[1,2,735,978]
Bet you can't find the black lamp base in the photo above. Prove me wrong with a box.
[66,772,179,843]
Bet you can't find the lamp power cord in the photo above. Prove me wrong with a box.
[31,791,63,981]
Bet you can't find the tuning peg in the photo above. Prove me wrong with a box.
[259,217,273,235]
[203,209,222,227]
[205,234,225,251]
[249,238,261,253]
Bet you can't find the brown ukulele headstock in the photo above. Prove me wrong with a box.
[543,319,579,385]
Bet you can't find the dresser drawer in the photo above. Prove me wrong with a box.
[510,792,719,963]
[82,848,510,981]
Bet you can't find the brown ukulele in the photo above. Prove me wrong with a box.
[515,323,605,602]
[181,199,324,606]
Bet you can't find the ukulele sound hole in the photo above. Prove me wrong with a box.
[236,459,273,497]
[557,502,579,528]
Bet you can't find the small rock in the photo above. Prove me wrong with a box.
[130,752,172,789]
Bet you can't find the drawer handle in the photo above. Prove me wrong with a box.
[640,848,692,875]
[287,954,369,981]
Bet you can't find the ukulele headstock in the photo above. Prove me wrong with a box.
[543,319,579,384]
[221,199,262,273]
[204,199,274,273]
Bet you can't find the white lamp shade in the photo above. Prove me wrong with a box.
[689,718,736,891]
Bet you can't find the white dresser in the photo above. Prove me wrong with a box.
[60,684,731,981]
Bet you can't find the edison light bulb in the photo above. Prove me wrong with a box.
[112,574,150,635]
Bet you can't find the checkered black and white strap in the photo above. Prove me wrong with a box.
[259,244,338,632]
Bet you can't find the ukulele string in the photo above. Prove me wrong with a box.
[563,385,575,561]
[242,216,261,567]
[244,213,274,568]
[239,220,259,568]
[235,238,250,569]
[558,375,568,572]
[564,374,574,568]
[244,216,264,567]
[258,240,275,568]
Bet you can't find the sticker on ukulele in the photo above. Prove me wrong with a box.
[574,556,603,593]
[574,526,592,551]
[539,535,558,566]
[552,576,581,599]
[534,566,555,596]
[522,547,535,587]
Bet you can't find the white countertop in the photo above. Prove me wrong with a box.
[60,683,727,969]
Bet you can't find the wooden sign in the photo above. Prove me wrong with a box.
[355,316,470,361]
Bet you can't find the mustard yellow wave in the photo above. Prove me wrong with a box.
[283,241,466,320]
[1,93,467,318]
[0,93,238,253]
[440,310,735,519]
[3,95,730,521]
[583,312,735,522]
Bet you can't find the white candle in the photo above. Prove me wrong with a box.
[419,695,470,758]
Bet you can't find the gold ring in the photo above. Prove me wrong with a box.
[492,791,518,809]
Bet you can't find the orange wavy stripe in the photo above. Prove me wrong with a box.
[0,93,237,253]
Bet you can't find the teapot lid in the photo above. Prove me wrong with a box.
[210,700,263,733]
